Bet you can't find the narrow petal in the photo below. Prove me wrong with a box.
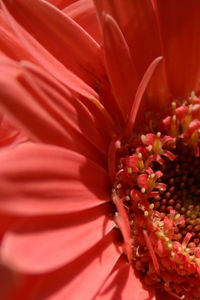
[20,61,112,149]
[2,204,115,273]
[102,13,139,121]
[0,1,100,101]
[126,56,162,136]
[45,0,77,9]
[0,143,110,215]
[96,258,155,300]
[94,0,161,78]
[63,0,101,43]
[0,59,106,165]
[29,230,121,300]
[2,0,106,87]
[156,0,200,96]
[0,9,33,61]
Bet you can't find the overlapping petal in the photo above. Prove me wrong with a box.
[0,58,109,165]
[96,258,155,300]
[63,0,101,43]
[94,0,161,78]
[0,143,110,215]
[2,204,115,272]
[2,0,106,87]
[28,230,121,300]
[155,0,200,97]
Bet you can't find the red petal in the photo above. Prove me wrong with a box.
[102,13,139,122]
[0,112,27,149]
[63,0,101,43]
[21,61,112,149]
[0,9,33,61]
[2,205,115,272]
[46,0,77,9]
[96,257,155,300]
[2,0,106,87]
[94,0,161,78]
[0,59,106,165]
[126,56,162,135]
[0,143,110,215]
[156,0,200,97]
[25,230,121,299]
[0,1,100,101]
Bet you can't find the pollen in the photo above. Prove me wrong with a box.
[111,94,200,299]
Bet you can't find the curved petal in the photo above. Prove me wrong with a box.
[2,204,115,273]
[94,0,161,78]
[45,0,77,9]
[96,258,155,300]
[155,0,200,97]
[0,143,110,215]
[0,1,100,102]
[0,9,34,61]
[20,61,112,149]
[63,0,101,43]
[0,59,106,165]
[2,0,106,87]
[102,13,139,122]
[28,230,121,300]
[0,113,26,149]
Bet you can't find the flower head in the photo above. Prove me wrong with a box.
[0,1,200,300]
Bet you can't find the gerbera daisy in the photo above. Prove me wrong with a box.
[0,0,200,299]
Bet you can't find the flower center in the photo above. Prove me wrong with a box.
[111,95,200,299]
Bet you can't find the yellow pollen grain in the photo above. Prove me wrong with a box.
[171,101,176,114]
[141,135,146,144]
[149,203,154,210]
[141,188,146,193]
[127,167,132,174]
[175,213,181,220]
[144,211,149,217]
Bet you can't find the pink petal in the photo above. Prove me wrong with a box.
[2,0,106,87]
[20,61,112,149]
[0,143,110,215]
[63,0,101,43]
[2,204,115,273]
[96,259,155,300]
[45,0,77,9]
[156,0,200,97]
[30,230,121,300]
[0,1,100,102]
[102,13,139,122]
[94,0,161,78]
[0,59,106,165]
[0,264,17,299]
[0,112,27,149]
[0,9,33,61]
[126,56,162,135]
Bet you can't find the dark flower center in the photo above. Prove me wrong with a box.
[111,95,200,299]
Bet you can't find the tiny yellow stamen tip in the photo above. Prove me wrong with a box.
[150,173,155,179]
[171,102,176,109]
[137,152,142,159]
[149,203,154,210]
[191,91,195,98]
[144,211,149,217]
[141,135,146,144]
[172,115,176,122]
[157,132,161,138]
[127,167,132,174]
[141,188,146,193]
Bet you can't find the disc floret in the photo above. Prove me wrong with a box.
[111,94,200,299]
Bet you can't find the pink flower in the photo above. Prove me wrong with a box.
[0,0,200,299]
